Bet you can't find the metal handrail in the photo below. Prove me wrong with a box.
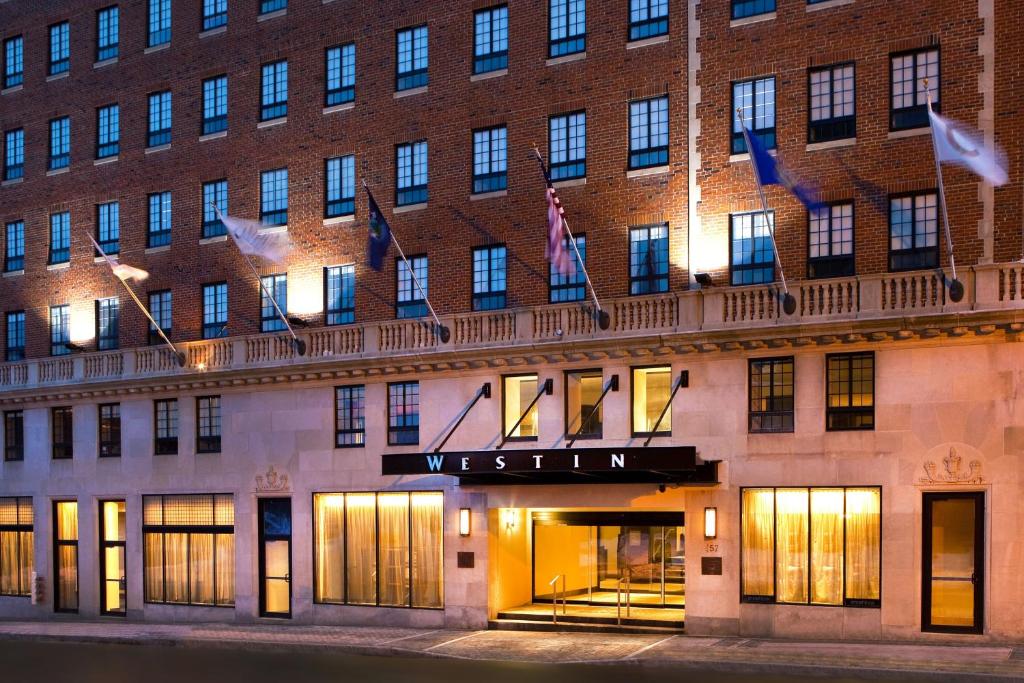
[616,571,631,625]
[549,573,566,623]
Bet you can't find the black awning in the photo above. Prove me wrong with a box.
[381,446,719,486]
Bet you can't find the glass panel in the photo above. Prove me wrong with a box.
[314,494,345,603]
[56,501,77,541]
[378,493,410,607]
[410,492,443,608]
[345,493,377,605]
[810,489,844,605]
[929,498,975,627]
[104,546,125,613]
[775,489,809,604]
[190,533,215,605]
[741,489,774,597]
[632,366,671,433]
[264,540,290,613]
[103,501,126,542]
[215,534,234,606]
[164,532,189,604]
[503,375,538,439]
[662,526,685,606]
[566,371,603,437]
[534,523,594,601]
[143,532,164,602]
[57,545,78,610]
[845,488,880,601]
[0,531,17,594]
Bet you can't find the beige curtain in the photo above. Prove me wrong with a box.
[845,488,881,601]
[411,492,443,608]
[190,533,214,605]
[346,493,377,605]
[0,531,16,594]
[314,494,345,603]
[143,532,164,602]
[741,489,774,597]
[164,532,188,603]
[775,489,808,603]
[810,489,844,605]
[378,493,410,606]
[56,502,77,541]
[215,534,234,606]
[18,531,32,597]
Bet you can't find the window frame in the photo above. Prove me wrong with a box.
[95,297,120,351]
[4,128,24,181]
[395,254,428,319]
[325,43,355,107]
[472,126,508,195]
[471,244,507,311]
[729,210,776,286]
[260,60,288,121]
[147,0,171,48]
[202,179,228,238]
[549,233,586,303]
[395,25,429,91]
[630,364,673,438]
[888,191,939,272]
[196,396,222,453]
[96,201,120,254]
[51,406,73,460]
[563,368,604,440]
[96,6,119,62]
[49,304,70,356]
[807,201,855,279]
[628,0,668,42]
[147,91,172,148]
[548,111,586,181]
[3,411,25,462]
[202,0,227,31]
[825,352,875,432]
[395,141,428,206]
[2,36,23,89]
[731,76,776,154]
[325,155,356,218]
[629,223,669,295]
[473,5,509,75]
[48,117,70,171]
[96,104,120,159]
[147,191,172,248]
[48,21,70,76]
[259,0,287,15]
[202,282,228,339]
[334,385,366,448]
[153,398,179,455]
[147,289,172,345]
[548,0,586,58]
[98,403,121,458]
[387,381,420,446]
[259,273,288,333]
[502,373,541,442]
[4,310,25,362]
[628,96,669,170]
[324,264,355,326]
[807,62,855,144]
[49,211,71,265]
[747,356,794,434]
[201,75,228,136]
[889,47,940,132]
[260,168,288,226]
[5,220,25,273]
[731,0,775,20]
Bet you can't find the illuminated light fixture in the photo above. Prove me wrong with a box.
[704,506,717,540]
[64,342,87,354]
[459,508,471,537]
[286,315,310,328]
[694,272,713,287]
[502,508,516,532]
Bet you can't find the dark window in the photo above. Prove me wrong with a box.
[147,0,171,47]
[549,234,586,303]
[396,26,428,91]
[260,0,287,14]
[4,128,24,180]
[808,202,854,278]
[749,357,794,433]
[154,399,178,455]
[260,274,287,332]
[396,142,428,206]
[5,311,25,362]
[325,44,355,106]
[889,192,938,271]
[474,6,508,74]
[196,396,221,453]
[202,179,228,238]
[472,245,507,311]
[260,60,288,121]
[52,407,73,459]
[48,22,70,76]
[49,304,70,356]
[96,6,119,61]
[202,75,227,135]
[3,412,24,461]
[890,48,939,131]
[148,290,171,345]
[48,117,70,171]
[472,126,507,194]
[202,0,227,31]
[4,220,25,272]
[629,0,668,41]
[147,192,172,248]
[96,297,120,351]
[3,36,23,88]
[49,212,71,264]
[732,0,775,20]
[730,211,775,286]
[549,112,586,181]
[96,202,120,254]
[335,385,365,447]
[260,168,288,226]
[98,403,121,457]
[549,0,585,57]
[388,381,419,445]
[147,91,171,147]
[325,156,355,218]
[629,224,669,295]
[732,77,775,153]
[827,352,875,431]
[396,255,428,319]
[202,282,228,339]
[96,105,120,158]
[325,265,355,325]
[808,63,855,143]
[629,96,669,169]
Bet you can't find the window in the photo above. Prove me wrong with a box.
[260,168,288,226]
[632,366,671,436]
[387,381,419,445]
[52,406,73,459]
[49,117,70,171]
[741,487,881,606]
[143,494,235,606]
[55,502,79,611]
[472,127,507,194]
[335,385,365,447]
[396,26,428,91]
[548,112,585,181]
[260,60,288,121]
[732,0,775,20]
[48,22,70,76]
[147,91,171,147]
[396,255,428,319]
[148,290,171,344]
[97,202,120,254]
[148,0,171,47]
[503,374,539,440]
[629,224,669,295]
[472,245,507,310]
[629,96,669,169]
[629,0,668,41]
[313,491,443,608]
[99,500,126,615]
[202,179,228,238]
[474,6,508,74]
[260,274,287,332]
[748,357,794,433]
[325,44,355,106]
[565,369,603,439]
[96,297,120,351]
[98,403,121,457]
[396,142,428,206]
[5,311,25,362]
[826,352,874,431]
[0,497,33,596]
[3,413,25,462]
[889,192,937,271]
[549,0,585,57]
[808,63,854,143]
[4,221,24,273]
[97,6,119,61]
[196,396,221,453]
[891,48,939,131]
[202,75,227,135]
[147,192,172,247]
[202,0,227,31]
[49,212,71,265]
[2,36,23,89]
[549,234,586,303]
[260,0,287,14]
[325,156,355,218]
[730,211,775,285]
[732,77,775,153]
[96,104,120,158]
[50,304,70,356]
[325,265,355,325]
[4,128,24,180]
[808,202,854,278]
[202,282,228,338]
[154,399,178,455]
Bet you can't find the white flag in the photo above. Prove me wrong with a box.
[214,205,292,264]
[88,234,149,282]
[929,107,1008,186]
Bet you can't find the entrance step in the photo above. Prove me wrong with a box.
[489,618,684,635]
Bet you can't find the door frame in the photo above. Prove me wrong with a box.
[52,499,79,614]
[921,491,985,634]
[98,499,126,617]
[257,496,292,618]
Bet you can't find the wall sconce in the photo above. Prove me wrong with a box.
[694,272,713,287]
[704,507,717,540]
[501,508,517,533]
[459,508,471,537]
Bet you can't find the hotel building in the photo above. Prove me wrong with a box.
[0,0,1023,642]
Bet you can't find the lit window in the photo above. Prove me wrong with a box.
[629,0,668,41]
[54,501,79,611]
[96,202,120,254]
[503,374,539,440]
[732,77,775,154]
[154,399,178,455]
[325,265,355,325]
[147,91,172,147]
[3,413,25,462]
[48,22,70,76]
[549,234,586,303]
[96,104,120,158]
[202,75,227,135]
[629,224,669,295]
[4,221,24,273]
[96,6,119,61]
[202,282,228,339]
[396,255,428,319]
[325,156,355,218]
[260,168,288,226]
[565,370,603,439]
[259,274,287,332]
[3,36,23,88]
[202,0,227,31]
[472,245,506,311]
[549,0,585,57]
[147,0,171,47]
[396,25,428,91]
[748,357,793,433]
[4,311,25,362]
[730,211,775,286]
[260,60,288,121]
[49,117,71,171]
[826,352,874,431]
[472,126,507,194]
[49,305,70,356]
[147,192,172,248]
[890,48,939,131]
[0,497,33,596]
[334,385,365,447]
[549,111,585,181]
[96,297,120,351]
[196,396,221,453]
[99,500,126,615]
[808,63,855,143]
[325,44,355,106]
[387,381,419,445]
[396,141,428,206]
[202,179,228,238]
[808,202,854,278]
[3,128,24,180]
[51,406,73,459]
[98,403,121,457]
[732,0,775,20]
[629,96,669,169]
[474,6,508,74]
[148,290,171,344]
[632,366,671,435]
[889,192,937,271]
[49,212,71,265]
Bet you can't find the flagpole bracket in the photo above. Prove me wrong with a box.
[438,325,451,344]
[174,351,187,368]
[949,278,965,303]
[782,292,797,316]
[292,338,308,357]
[597,310,611,330]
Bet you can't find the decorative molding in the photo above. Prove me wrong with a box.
[918,447,984,485]
[255,465,290,492]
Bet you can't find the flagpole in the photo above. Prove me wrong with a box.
[87,234,186,367]
[924,82,964,302]
[532,146,611,330]
[737,110,797,316]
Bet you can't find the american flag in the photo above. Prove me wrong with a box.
[534,149,576,277]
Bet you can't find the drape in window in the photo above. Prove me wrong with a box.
[346,493,377,605]
[190,533,214,605]
[314,494,345,603]
[0,531,18,594]
[810,489,844,605]
[143,532,163,602]
[775,489,808,603]
[741,488,774,597]
[18,532,31,595]
[378,493,410,607]
[411,492,443,608]
[164,532,188,603]
[215,534,234,606]
[57,545,78,610]
[845,488,881,601]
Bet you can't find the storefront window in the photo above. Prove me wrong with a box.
[0,497,32,597]
[565,370,603,439]
[632,366,672,435]
[503,374,539,440]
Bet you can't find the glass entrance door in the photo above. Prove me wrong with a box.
[100,500,126,615]
[54,501,79,613]
[923,492,984,633]
[258,498,291,618]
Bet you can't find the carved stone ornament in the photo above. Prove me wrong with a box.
[255,465,291,492]
[918,447,983,485]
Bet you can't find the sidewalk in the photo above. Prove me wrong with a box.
[0,620,1022,681]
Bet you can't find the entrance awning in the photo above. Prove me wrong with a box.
[381,447,719,486]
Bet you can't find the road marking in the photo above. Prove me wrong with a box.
[624,634,677,659]
[380,629,442,645]
[423,631,485,652]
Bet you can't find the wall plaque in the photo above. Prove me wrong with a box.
[457,552,475,569]
[701,556,723,575]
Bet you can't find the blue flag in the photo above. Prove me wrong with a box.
[366,187,391,272]
[744,125,824,212]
